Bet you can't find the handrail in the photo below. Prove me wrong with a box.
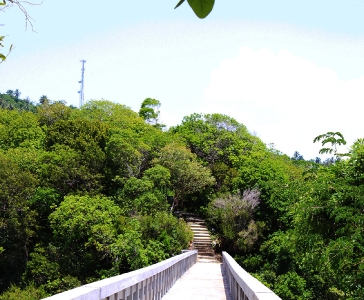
[43,250,198,300]
[222,252,281,300]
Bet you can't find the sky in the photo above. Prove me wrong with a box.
[1,0,364,159]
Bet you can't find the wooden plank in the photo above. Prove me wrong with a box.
[161,262,231,300]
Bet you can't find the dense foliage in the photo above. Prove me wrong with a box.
[0,94,194,297]
[0,91,363,299]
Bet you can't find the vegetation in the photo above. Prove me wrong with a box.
[174,0,215,18]
[0,90,363,299]
[0,93,194,297]
[0,0,42,63]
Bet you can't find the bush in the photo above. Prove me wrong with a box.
[0,284,48,300]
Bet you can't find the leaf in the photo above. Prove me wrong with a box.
[187,0,214,18]
[0,0,6,6]
[318,148,333,155]
[174,0,185,9]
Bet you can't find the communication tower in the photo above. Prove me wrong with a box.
[78,60,86,107]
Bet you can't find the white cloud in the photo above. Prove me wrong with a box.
[203,47,364,159]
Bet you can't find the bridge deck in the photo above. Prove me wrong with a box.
[161,262,231,300]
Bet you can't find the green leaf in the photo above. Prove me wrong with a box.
[0,0,6,6]
[187,0,214,18]
[174,0,186,9]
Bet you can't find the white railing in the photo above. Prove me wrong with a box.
[222,252,281,300]
[43,250,198,300]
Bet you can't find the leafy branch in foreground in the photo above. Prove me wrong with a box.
[313,131,349,157]
[0,0,43,31]
[0,0,42,63]
[174,0,215,19]
[0,36,13,63]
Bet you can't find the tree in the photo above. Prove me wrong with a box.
[171,113,251,168]
[291,138,364,298]
[37,101,72,126]
[105,129,150,179]
[49,195,122,280]
[138,98,165,129]
[116,176,168,216]
[0,91,36,112]
[291,151,304,161]
[39,95,50,105]
[154,143,215,209]
[0,153,38,292]
[0,109,45,150]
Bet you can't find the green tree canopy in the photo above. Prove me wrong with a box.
[154,143,215,209]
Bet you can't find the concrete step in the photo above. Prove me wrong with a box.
[190,229,209,233]
[189,224,209,229]
[197,256,217,263]
[191,231,209,234]
[194,240,212,244]
[192,231,210,235]
[195,248,214,253]
[195,247,213,251]
[186,219,205,223]
[192,232,210,236]
[182,212,216,260]
[198,253,215,257]
[188,221,206,224]
[193,233,210,237]
[194,245,213,249]
[193,238,212,242]
[190,226,209,230]
[194,244,213,248]
[195,248,215,253]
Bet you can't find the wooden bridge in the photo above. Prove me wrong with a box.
[42,250,281,300]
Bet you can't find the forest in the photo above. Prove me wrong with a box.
[0,90,363,299]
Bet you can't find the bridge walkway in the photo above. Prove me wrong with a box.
[161,261,231,300]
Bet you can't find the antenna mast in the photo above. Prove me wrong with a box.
[78,60,86,107]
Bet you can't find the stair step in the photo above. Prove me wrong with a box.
[187,220,205,223]
[189,224,208,228]
[197,256,217,262]
[190,226,209,230]
[181,212,216,260]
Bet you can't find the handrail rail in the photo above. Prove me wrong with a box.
[43,250,198,300]
[222,252,281,300]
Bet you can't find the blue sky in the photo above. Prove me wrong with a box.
[1,1,364,159]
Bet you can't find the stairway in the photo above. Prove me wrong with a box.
[178,212,216,262]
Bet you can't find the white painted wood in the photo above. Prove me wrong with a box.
[222,252,281,300]
[161,262,228,300]
[42,250,281,300]
[42,250,197,300]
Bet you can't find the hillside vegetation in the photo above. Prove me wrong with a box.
[0,91,363,299]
